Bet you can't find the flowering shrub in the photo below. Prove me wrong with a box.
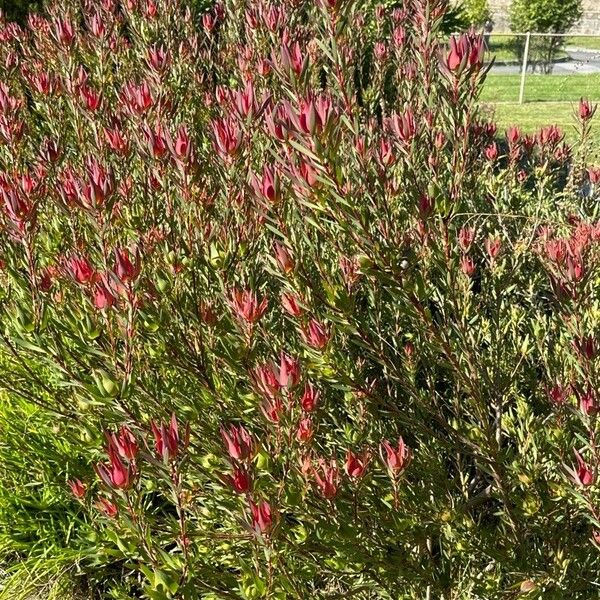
[0,0,599,598]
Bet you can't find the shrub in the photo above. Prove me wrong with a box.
[0,0,599,598]
[0,0,41,23]
[509,0,583,73]
[461,0,490,28]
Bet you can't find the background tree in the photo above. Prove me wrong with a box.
[0,0,40,23]
[461,0,491,28]
[510,0,583,73]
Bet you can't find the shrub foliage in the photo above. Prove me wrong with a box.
[509,0,583,73]
[0,0,599,598]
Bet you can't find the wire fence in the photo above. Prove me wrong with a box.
[481,32,600,105]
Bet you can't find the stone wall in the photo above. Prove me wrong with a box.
[488,0,600,35]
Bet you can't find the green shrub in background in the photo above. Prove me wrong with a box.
[0,0,40,22]
[461,0,491,28]
[509,0,583,73]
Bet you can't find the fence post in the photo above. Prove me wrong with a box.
[519,32,531,105]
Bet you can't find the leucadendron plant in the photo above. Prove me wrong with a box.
[0,0,599,598]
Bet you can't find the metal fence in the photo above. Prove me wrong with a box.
[482,32,600,105]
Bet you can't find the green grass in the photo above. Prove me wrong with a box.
[491,102,578,135]
[481,73,600,150]
[485,37,520,64]
[483,36,572,64]
[482,73,600,104]
[567,36,600,50]
[447,33,600,64]
[481,35,600,65]
[480,102,600,152]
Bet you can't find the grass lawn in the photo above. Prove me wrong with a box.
[481,74,600,151]
[482,73,600,103]
[490,102,578,132]
[567,36,600,50]
[480,35,600,65]
[489,102,597,144]
[484,36,568,64]
[485,36,520,64]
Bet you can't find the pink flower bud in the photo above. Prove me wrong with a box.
[96,497,118,518]
[145,0,158,18]
[252,363,281,399]
[114,247,141,283]
[446,37,462,71]
[278,352,301,388]
[485,236,501,260]
[95,448,133,490]
[393,26,406,48]
[143,123,168,160]
[39,138,61,163]
[380,437,412,476]
[147,44,170,72]
[566,255,584,282]
[68,479,86,498]
[120,80,153,115]
[54,18,75,46]
[245,8,258,29]
[222,466,251,494]
[106,425,138,461]
[221,424,254,462]
[79,84,102,111]
[312,458,339,499]
[458,227,475,252]
[446,33,484,73]
[579,98,597,122]
[460,256,476,277]
[261,396,284,424]
[104,125,129,156]
[65,254,96,285]
[506,127,521,146]
[80,157,114,208]
[485,143,498,162]
[173,124,192,161]
[89,12,106,38]
[374,41,388,61]
[301,319,329,350]
[378,138,395,167]
[301,382,320,412]
[281,292,303,317]
[547,382,569,407]
[212,117,243,160]
[344,449,370,480]
[588,167,600,184]
[274,242,294,273]
[249,499,273,534]
[251,164,281,204]
[279,41,305,77]
[151,413,188,462]
[577,386,598,416]
[544,239,567,265]
[233,80,256,119]
[296,417,314,443]
[228,289,268,325]
[93,277,116,309]
[572,449,595,487]
[537,125,563,147]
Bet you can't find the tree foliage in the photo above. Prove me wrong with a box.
[509,0,583,73]
[461,0,491,28]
